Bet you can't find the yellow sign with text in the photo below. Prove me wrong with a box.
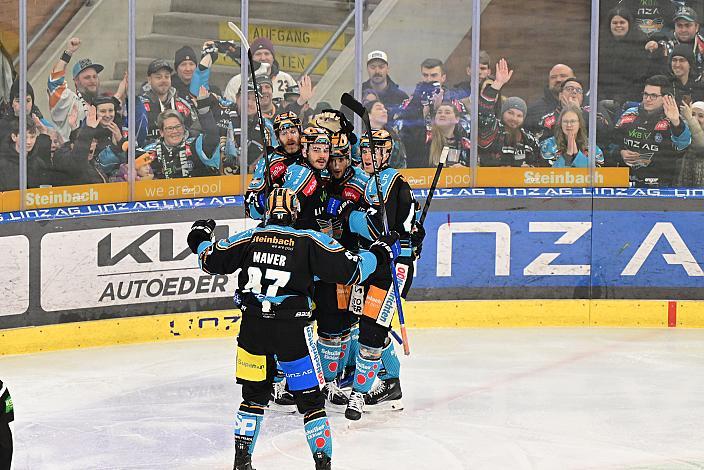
[216,53,329,75]
[1,182,129,212]
[399,167,629,189]
[476,167,629,187]
[135,175,243,201]
[219,22,348,50]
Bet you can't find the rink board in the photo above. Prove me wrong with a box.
[1,189,703,355]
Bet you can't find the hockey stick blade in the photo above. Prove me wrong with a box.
[340,92,367,118]
[227,22,250,51]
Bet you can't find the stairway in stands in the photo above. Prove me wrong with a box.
[109,0,373,93]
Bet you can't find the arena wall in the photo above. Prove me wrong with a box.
[2,190,703,355]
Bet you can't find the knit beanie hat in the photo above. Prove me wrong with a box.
[10,79,35,103]
[251,37,275,56]
[671,43,695,68]
[501,96,527,116]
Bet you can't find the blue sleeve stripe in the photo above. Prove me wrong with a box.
[197,240,213,255]
[672,122,692,151]
[349,210,373,240]
[352,251,378,284]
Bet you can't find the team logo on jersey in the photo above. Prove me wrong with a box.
[617,113,637,126]
[270,161,287,179]
[654,133,663,143]
[302,177,318,196]
[654,120,669,131]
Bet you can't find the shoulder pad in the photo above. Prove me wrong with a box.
[216,227,255,249]
[300,228,344,250]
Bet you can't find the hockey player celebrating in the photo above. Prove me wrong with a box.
[340,129,423,420]
[245,111,303,219]
[314,133,370,408]
[187,187,400,470]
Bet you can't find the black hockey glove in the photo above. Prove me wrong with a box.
[202,42,219,62]
[411,222,426,259]
[370,231,401,265]
[187,219,216,254]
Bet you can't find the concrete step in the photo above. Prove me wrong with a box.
[169,0,353,25]
[133,34,338,78]
[152,13,353,52]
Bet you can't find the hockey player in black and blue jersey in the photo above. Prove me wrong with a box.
[313,133,370,408]
[188,187,400,470]
[338,129,425,420]
[244,112,303,219]
[246,126,331,232]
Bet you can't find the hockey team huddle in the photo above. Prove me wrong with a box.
[186,107,425,470]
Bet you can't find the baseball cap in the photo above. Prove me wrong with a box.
[284,83,300,100]
[367,50,388,64]
[72,58,104,78]
[674,6,698,22]
[147,59,174,75]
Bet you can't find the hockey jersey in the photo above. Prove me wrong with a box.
[196,224,380,319]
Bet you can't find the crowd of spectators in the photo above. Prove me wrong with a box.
[1,0,704,191]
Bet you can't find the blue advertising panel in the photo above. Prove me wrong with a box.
[416,210,704,289]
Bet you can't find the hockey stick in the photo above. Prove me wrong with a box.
[418,147,448,225]
[341,92,410,356]
[228,21,272,223]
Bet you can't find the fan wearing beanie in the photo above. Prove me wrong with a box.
[667,43,704,105]
[224,36,297,103]
[477,58,542,167]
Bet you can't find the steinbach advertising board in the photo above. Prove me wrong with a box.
[0,190,702,330]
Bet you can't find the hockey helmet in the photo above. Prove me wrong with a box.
[273,111,301,135]
[267,187,300,226]
[359,129,393,151]
[330,132,351,159]
[300,126,332,148]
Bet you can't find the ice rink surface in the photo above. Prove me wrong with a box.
[2,328,704,470]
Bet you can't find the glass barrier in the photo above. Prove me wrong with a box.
[130,0,244,202]
[9,0,690,213]
[476,0,617,188]
[598,0,704,188]
[3,0,129,211]
[0,0,19,211]
[356,0,473,190]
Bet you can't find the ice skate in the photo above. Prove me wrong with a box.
[268,379,296,413]
[322,381,348,412]
[363,377,404,412]
[233,452,255,470]
[313,451,332,470]
[345,390,365,420]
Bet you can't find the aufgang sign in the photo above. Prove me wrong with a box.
[416,211,704,288]
[40,219,257,311]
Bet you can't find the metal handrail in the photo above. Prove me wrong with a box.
[300,7,355,78]
[13,0,92,66]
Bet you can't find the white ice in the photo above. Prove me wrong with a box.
[1,328,704,470]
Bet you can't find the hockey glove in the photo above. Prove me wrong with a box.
[325,197,355,220]
[370,231,401,265]
[411,223,426,259]
[187,219,216,254]
[202,43,219,62]
[245,191,266,218]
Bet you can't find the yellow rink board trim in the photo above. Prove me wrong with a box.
[2,300,703,356]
